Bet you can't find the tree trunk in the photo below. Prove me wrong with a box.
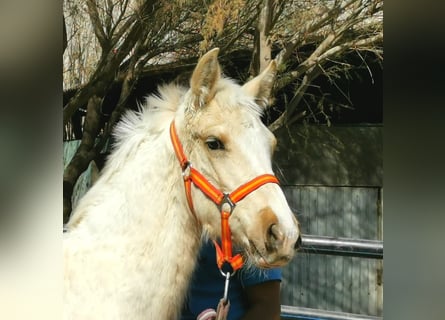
[250,0,273,76]
[63,95,103,223]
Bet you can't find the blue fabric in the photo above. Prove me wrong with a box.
[180,241,282,320]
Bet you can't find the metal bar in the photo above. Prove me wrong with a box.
[300,235,383,259]
[281,305,382,320]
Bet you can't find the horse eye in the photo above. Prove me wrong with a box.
[206,137,225,150]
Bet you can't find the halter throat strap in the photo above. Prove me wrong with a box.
[169,121,279,272]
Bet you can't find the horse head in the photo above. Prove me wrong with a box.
[174,48,301,268]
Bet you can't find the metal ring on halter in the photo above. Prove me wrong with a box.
[181,161,192,180]
[217,193,236,214]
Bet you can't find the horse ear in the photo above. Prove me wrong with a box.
[190,48,221,109]
[242,60,277,108]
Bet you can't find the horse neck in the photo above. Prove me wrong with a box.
[109,128,203,316]
[71,126,201,241]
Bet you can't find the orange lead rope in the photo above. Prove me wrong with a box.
[169,121,279,273]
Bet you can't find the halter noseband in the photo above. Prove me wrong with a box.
[169,121,279,272]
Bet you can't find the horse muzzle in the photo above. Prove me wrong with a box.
[243,206,301,268]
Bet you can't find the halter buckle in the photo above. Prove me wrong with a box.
[218,193,235,214]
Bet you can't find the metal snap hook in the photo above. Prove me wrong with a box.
[222,271,230,303]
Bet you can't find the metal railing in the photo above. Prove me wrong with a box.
[281,305,382,320]
[300,234,383,259]
[281,234,383,320]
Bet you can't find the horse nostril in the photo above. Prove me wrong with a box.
[294,235,302,250]
[268,224,283,241]
[266,224,284,251]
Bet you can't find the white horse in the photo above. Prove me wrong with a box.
[63,48,300,320]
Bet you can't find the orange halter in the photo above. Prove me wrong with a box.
[169,121,279,272]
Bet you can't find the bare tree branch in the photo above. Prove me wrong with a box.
[86,0,108,49]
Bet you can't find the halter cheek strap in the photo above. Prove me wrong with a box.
[169,121,279,272]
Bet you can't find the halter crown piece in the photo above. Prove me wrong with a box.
[169,121,279,273]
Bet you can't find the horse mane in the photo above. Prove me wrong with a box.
[113,83,187,148]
